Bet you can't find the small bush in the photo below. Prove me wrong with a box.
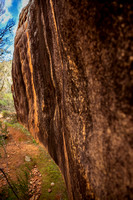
[0,92,15,113]
[0,168,31,200]
[0,121,9,138]
[3,93,13,100]
[1,110,10,118]
[0,100,7,106]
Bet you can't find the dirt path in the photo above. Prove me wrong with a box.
[0,126,42,199]
[0,120,68,200]
[0,126,39,179]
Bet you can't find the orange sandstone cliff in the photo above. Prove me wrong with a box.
[12,0,133,199]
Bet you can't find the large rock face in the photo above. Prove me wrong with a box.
[12,0,133,199]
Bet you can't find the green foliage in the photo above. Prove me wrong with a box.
[9,123,30,136]
[0,121,9,144]
[7,115,17,124]
[0,93,15,112]
[0,61,12,93]
[32,138,38,144]
[0,168,31,200]
[12,170,30,200]
[0,121,8,134]
[33,147,68,200]
[3,93,13,100]
[0,61,15,113]
[4,121,38,145]
[0,100,7,106]
[2,111,17,124]
[0,158,35,200]
[1,110,10,118]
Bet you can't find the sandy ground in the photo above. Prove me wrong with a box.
[0,126,42,199]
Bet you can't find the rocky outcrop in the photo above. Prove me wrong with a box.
[12,0,133,199]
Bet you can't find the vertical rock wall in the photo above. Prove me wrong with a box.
[12,0,133,199]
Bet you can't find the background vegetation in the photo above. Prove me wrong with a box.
[0,60,15,113]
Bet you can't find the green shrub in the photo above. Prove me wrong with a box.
[1,110,10,118]
[0,92,15,113]
[0,168,31,200]
[0,100,7,106]
[0,121,9,138]
[3,93,13,100]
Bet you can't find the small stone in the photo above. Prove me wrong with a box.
[25,156,31,162]
[51,182,55,186]
[48,188,52,193]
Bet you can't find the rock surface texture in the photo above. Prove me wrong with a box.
[12,0,133,199]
